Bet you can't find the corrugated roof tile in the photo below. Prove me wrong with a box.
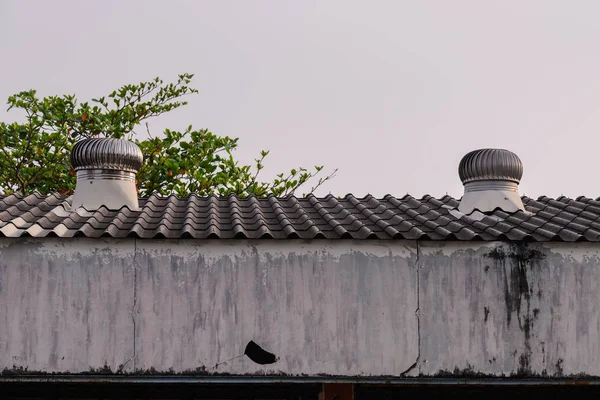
[2,193,600,241]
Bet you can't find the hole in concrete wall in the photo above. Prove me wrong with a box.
[244,340,278,365]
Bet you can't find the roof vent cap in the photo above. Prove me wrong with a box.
[458,148,524,214]
[70,138,143,211]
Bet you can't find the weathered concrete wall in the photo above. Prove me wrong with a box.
[0,238,599,377]
[0,239,418,376]
[418,241,600,377]
[134,240,418,375]
[0,240,135,373]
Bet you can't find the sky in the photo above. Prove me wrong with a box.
[1,1,600,199]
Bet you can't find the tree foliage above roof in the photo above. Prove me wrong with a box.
[0,73,336,197]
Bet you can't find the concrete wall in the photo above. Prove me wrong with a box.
[0,238,598,378]
[418,241,600,377]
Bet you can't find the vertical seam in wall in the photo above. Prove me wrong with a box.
[401,239,421,376]
[416,239,421,375]
[132,237,138,371]
[118,237,138,373]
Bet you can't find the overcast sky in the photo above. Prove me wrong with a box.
[1,1,600,198]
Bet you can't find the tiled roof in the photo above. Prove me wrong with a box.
[1,192,600,241]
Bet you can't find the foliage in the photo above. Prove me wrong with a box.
[0,74,335,197]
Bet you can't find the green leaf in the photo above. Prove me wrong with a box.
[0,73,336,197]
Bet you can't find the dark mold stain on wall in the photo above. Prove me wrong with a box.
[485,243,546,374]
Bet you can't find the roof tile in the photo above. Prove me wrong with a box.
[2,193,600,241]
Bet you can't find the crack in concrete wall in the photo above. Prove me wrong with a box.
[119,238,138,373]
[132,237,138,371]
[401,240,421,376]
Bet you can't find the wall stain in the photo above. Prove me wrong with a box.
[0,364,298,377]
[2,364,598,380]
[428,366,594,380]
[485,243,546,374]
[556,358,564,377]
